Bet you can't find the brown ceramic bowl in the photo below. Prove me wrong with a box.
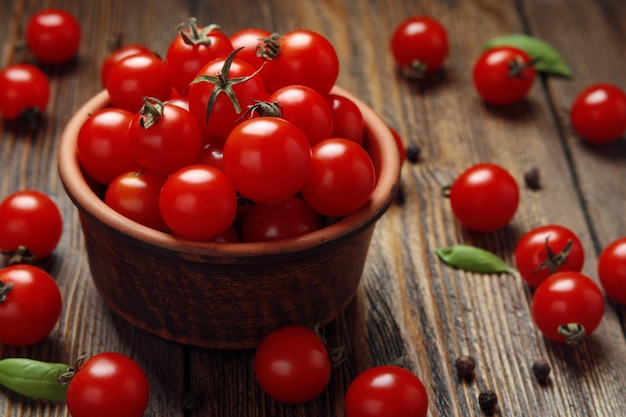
[58,86,400,349]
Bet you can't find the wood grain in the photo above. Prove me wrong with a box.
[0,0,624,416]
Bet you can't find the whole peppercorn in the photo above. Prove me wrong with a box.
[524,167,541,190]
[454,355,476,381]
[532,359,551,385]
[405,144,421,164]
[478,389,497,414]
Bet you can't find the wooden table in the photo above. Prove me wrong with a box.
[1,0,625,416]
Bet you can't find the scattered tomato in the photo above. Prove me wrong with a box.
[598,237,626,304]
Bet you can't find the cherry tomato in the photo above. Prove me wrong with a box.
[472,46,536,106]
[390,16,448,78]
[195,141,225,171]
[128,99,202,175]
[0,64,50,121]
[228,27,272,70]
[223,117,311,204]
[344,365,428,417]
[254,325,331,404]
[326,94,364,145]
[301,138,375,217]
[76,108,139,185]
[0,190,63,259]
[0,264,62,346]
[531,271,604,345]
[165,18,234,96]
[104,171,169,232]
[241,197,323,242]
[448,163,519,232]
[569,83,626,144]
[66,352,149,417]
[259,29,339,94]
[268,85,334,145]
[159,165,237,240]
[25,8,81,64]
[598,237,626,304]
[106,53,172,112]
[514,225,585,288]
[100,43,154,87]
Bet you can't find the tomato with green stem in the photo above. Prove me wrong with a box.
[228,27,272,70]
[598,237,626,304]
[0,64,50,124]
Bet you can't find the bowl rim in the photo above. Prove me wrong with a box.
[57,86,400,258]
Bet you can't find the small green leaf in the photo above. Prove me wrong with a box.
[435,244,516,275]
[483,33,573,78]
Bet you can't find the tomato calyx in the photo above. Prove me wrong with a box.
[402,60,428,79]
[138,96,165,129]
[57,354,87,386]
[0,281,14,303]
[177,18,222,46]
[256,33,283,60]
[557,322,586,346]
[1,245,38,266]
[534,236,574,275]
[189,47,264,123]
[238,99,283,121]
[507,56,539,78]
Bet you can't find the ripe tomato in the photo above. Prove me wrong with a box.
[448,163,519,232]
[0,264,62,346]
[195,142,225,171]
[159,165,237,240]
[0,64,50,121]
[254,326,331,404]
[228,27,272,70]
[25,8,81,64]
[259,29,339,94]
[268,85,334,145]
[0,190,63,259]
[241,197,323,242]
[128,99,202,175]
[598,237,626,304]
[106,53,172,112]
[326,94,364,145]
[472,46,536,106]
[165,19,234,96]
[301,138,375,217]
[66,352,149,417]
[390,16,448,78]
[223,117,311,204]
[569,83,626,144]
[514,225,585,288]
[100,43,154,87]
[104,171,169,232]
[344,365,428,417]
[531,271,604,345]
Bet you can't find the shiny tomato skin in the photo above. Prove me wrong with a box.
[514,225,585,288]
[449,163,519,232]
[100,44,154,87]
[390,16,449,76]
[0,264,62,346]
[228,27,271,70]
[569,83,626,144]
[0,64,50,121]
[0,190,63,259]
[25,8,81,64]
[598,237,626,304]
[254,326,331,404]
[66,352,149,417]
[344,365,429,417]
[326,94,364,145]
[531,271,604,344]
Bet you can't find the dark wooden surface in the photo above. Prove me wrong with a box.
[1,0,625,416]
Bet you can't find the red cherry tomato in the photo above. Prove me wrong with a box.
[241,197,323,242]
[598,237,626,304]
[228,27,272,70]
[195,142,225,171]
[344,365,429,417]
[254,326,331,404]
[514,225,585,288]
[0,264,62,346]
[326,94,364,145]
[0,64,50,121]
[448,163,519,232]
[531,271,604,344]
[100,43,154,87]
[569,83,626,144]
[159,165,237,240]
[66,352,149,417]
[25,8,81,64]
[76,108,140,185]
[260,29,339,94]
[104,171,169,232]
[301,138,375,217]
[223,117,311,204]
[472,46,536,106]
[390,16,449,78]
[0,190,63,259]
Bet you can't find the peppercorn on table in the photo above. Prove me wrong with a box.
[1,0,625,416]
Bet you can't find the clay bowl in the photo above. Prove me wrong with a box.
[57,86,400,349]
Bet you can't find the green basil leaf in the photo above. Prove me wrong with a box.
[483,33,573,78]
[0,358,70,401]
[435,244,516,275]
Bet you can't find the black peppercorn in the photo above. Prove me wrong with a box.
[478,389,497,414]
[405,145,421,164]
[394,184,406,206]
[532,359,551,384]
[454,355,476,381]
[524,167,541,190]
